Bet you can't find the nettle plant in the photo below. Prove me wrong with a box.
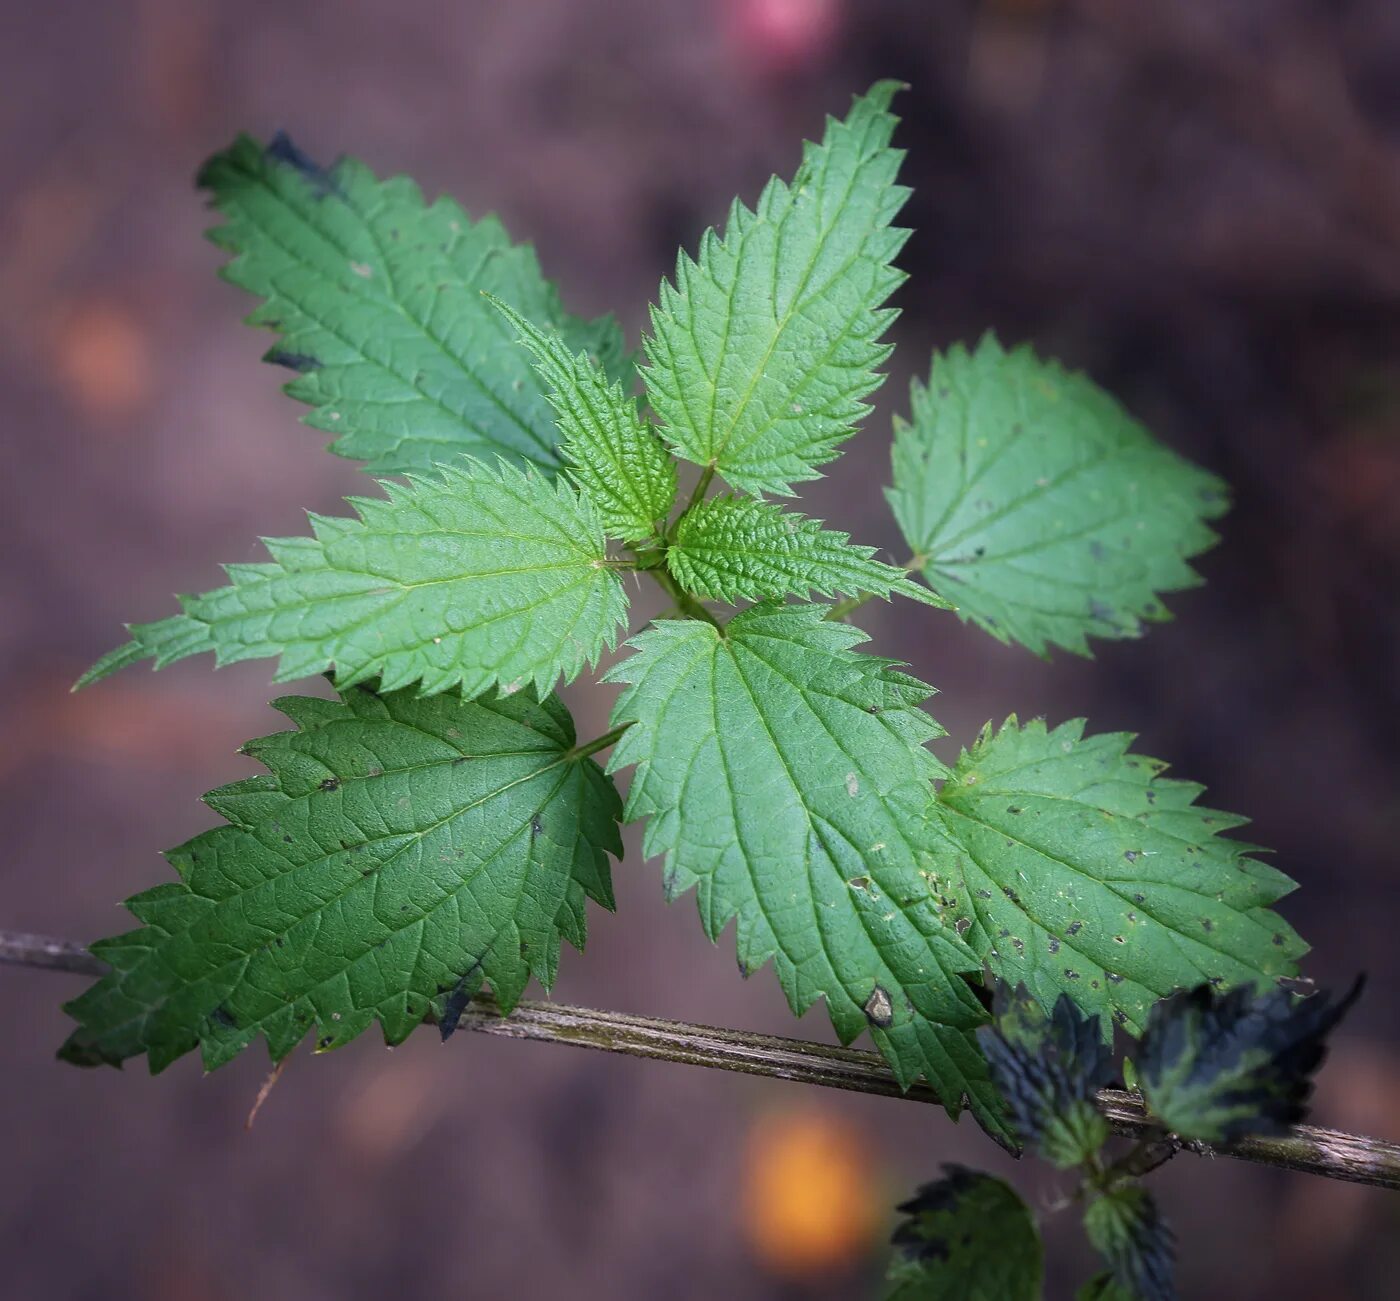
[61,84,1363,1298]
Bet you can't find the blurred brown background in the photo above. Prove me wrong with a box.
[2,1,1399,1297]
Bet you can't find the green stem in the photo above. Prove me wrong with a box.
[824,555,927,622]
[648,566,722,629]
[568,722,633,762]
[673,462,716,535]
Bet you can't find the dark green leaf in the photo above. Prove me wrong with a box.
[1137,977,1363,1144]
[886,1166,1042,1301]
[1083,1186,1175,1301]
[979,986,1113,1167]
[60,686,620,1071]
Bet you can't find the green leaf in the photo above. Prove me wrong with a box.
[885,1166,1043,1301]
[1137,977,1362,1144]
[666,496,949,607]
[603,603,1009,1142]
[931,718,1306,1037]
[1083,1186,1176,1301]
[200,132,627,477]
[1077,1274,1136,1301]
[979,987,1113,1168]
[644,82,909,496]
[60,685,620,1072]
[78,459,630,699]
[488,294,676,542]
[887,336,1228,656]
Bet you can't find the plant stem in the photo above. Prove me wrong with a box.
[6,928,1399,1191]
[676,462,716,527]
[824,555,926,622]
[569,723,633,762]
[647,566,722,629]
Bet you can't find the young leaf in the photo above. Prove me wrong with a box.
[1137,978,1363,1144]
[666,496,949,607]
[488,295,677,542]
[78,459,629,699]
[887,336,1228,656]
[932,718,1306,1036]
[1083,1186,1176,1301]
[201,133,627,477]
[885,1166,1043,1301]
[644,81,910,496]
[603,603,1010,1143]
[978,987,1114,1168]
[60,685,620,1072]
[1077,1274,1135,1301]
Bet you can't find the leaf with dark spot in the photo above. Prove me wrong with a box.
[932,717,1305,1037]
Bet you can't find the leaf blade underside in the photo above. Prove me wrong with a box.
[887,335,1229,656]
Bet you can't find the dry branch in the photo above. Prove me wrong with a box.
[3,928,1397,1191]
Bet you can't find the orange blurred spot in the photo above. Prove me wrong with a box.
[740,1105,881,1278]
[53,300,153,419]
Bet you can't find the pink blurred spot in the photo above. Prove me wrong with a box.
[724,0,842,74]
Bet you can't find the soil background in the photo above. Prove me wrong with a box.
[2,2,1398,1297]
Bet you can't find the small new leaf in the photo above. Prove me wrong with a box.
[1077,1275,1136,1301]
[60,686,620,1072]
[885,1166,1043,1301]
[201,133,627,476]
[978,986,1113,1167]
[933,718,1305,1036]
[645,82,910,496]
[667,496,949,607]
[1083,1186,1176,1301]
[1137,977,1363,1144]
[79,459,629,699]
[489,295,676,542]
[604,604,1009,1142]
[887,336,1228,656]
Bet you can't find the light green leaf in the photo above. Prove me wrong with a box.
[666,496,949,607]
[885,1166,1043,1301]
[488,295,676,542]
[644,82,909,496]
[200,133,627,477]
[78,459,629,699]
[60,685,620,1072]
[887,335,1229,656]
[603,604,1009,1141]
[932,717,1306,1037]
